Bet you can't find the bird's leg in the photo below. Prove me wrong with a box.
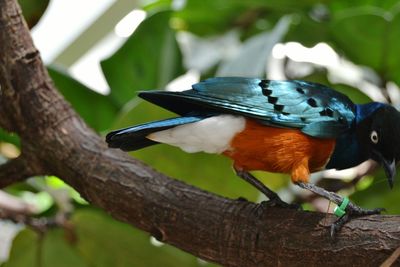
[234,168,299,209]
[296,182,384,236]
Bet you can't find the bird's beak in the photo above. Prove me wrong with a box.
[372,150,396,189]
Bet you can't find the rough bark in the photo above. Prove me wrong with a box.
[0,0,400,266]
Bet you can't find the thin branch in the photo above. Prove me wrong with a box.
[0,190,36,214]
[0,209,71,234]
[381,247,400,267]
[0,189,73,237]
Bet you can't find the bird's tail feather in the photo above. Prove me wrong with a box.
[106,116,206,151]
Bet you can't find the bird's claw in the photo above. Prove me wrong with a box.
[330,204,384,238]
[330,214,350,238]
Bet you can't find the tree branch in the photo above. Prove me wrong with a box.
[0,156,39,187]
[0,0,400,266]
[0,107,10,132]
[0,92,13,132]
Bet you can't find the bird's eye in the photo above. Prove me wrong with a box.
[370,130,379,144]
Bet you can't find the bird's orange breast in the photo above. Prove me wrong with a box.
[223,119,336,183]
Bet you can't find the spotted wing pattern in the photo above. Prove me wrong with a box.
[139,77,356,138]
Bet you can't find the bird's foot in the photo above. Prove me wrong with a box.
[330,201,384,237]
[296,182,385,237]
[234,169,301,209]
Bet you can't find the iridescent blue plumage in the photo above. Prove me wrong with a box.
[107,77,400,234]
[137,77,396,171]
[326,102,385,169]
[140,77,355,138]
[106,116,207,151]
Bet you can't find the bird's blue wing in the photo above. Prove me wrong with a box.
[139,77,356,138]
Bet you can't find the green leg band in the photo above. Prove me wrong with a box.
[334,197,349,217]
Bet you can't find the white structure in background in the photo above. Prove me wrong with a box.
[70,9,146,94]
[0,222,21,262]
[32,0,115,64]
[32,1,147,94]
[271,42,387,102]
[114,9,146,38]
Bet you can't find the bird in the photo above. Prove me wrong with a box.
[106,77,400,235]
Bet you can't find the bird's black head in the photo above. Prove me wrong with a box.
[357,104,400,188]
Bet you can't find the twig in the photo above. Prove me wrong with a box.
[0,189,73,236]
[0,190,36,214]
[0,209,69,234]
[380,247,400,267]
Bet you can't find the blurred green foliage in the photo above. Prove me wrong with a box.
[101,11,185,107]
[2,0,400,266]
[48,67,119,132]
[4,209,217,267]
[19,0,50,28]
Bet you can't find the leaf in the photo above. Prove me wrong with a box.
[45,176,88,205]
[19,191,53,214]
[73,208,217,267]
[142,0,173,11]
[0,128,20,148]
[48,66,119,132]
[174,0,321,36]
[330,7,400,85]
[42,229,87,267]
[178,31,241,73]
[2,230,37,267]
[329,0,400,12]
[216,16,291,77]
[385,11,400,85]
[330,8,388,71]
[287,3,400,67]
[4,229,88,267]
[19,0,50,28]
[101,11,184,107]
[284,13,330,46]
[352,169,400,214]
